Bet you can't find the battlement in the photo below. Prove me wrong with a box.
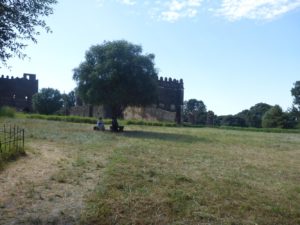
[158,76,184,89]
[0,73,37,81]
[156,76,184,123]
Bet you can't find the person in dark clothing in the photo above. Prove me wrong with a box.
[111,118,119,132]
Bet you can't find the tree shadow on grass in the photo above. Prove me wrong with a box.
[122,130,211,143]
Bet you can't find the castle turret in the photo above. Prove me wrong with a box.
[157,76,184,123]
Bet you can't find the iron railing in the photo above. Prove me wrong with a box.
[0,125,24,160]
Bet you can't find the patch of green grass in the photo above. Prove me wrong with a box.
[0,106,15,118]
[25,113,177,127]
[26,114,100,124]
[23,112,300,133]
[217,125,300,134]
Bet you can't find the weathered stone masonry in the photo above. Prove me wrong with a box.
[156,77,184,123]
[0,74,38,111]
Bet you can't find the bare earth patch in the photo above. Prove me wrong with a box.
[0,141,105,225]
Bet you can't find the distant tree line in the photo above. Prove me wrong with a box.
[217,103,297,129]
[184,81,300,129]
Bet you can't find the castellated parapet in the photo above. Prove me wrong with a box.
[0,73,38,111]
[157,77,184,123]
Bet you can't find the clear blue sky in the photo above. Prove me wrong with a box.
[1,0,300,115]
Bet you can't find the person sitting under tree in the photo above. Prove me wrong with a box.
[94,117,105,131]
[110,118,124,132]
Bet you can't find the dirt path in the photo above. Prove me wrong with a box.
[0,141,105,225]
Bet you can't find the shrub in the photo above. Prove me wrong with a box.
[0,106,16,118]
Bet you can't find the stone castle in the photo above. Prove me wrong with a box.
[0,73,184,123]
[71,76,184,123]
[0,74,38,111]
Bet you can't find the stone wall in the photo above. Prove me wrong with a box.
[124,106,176,122]
[0,73,38,111]
[69,105,105,118]
[69,105,177,122]
[70,76,184,123]
[157,77,184,123]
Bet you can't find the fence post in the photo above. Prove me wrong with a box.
[13,125,16,151]
[0,125,25,156]
[9,125,11,153]
[4,124,6,152]
[22,129,24,151]
[0,125,2,154]
[16,126,18,151]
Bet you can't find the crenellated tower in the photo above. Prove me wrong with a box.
[157,76,184,123]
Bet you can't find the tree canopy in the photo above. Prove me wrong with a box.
[183,99,207,125]
[62,91,76,115]
[0,0,57,64]
[291,81,300,109]
[217,115,247,127]
[262,105,285,128]
[32,88,62,115]
[186,99,206,113]
[73,40,158,119]
[236,103,272,127]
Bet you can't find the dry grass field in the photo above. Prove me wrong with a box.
[0,118,300,224]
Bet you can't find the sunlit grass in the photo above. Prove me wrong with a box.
[81,126,300,225]
[1,118,300,224]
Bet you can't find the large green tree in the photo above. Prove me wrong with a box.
[183,99,207,125]
[62,90,76,115]
[291,81,300,109]
[262,105,285,128]
[236,103,272,127]
[32,88,63,115]
[206,110,215,126]
[73,40,158,120]
[0,0,57,64]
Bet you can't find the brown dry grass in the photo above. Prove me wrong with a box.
[0,119,111,224]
